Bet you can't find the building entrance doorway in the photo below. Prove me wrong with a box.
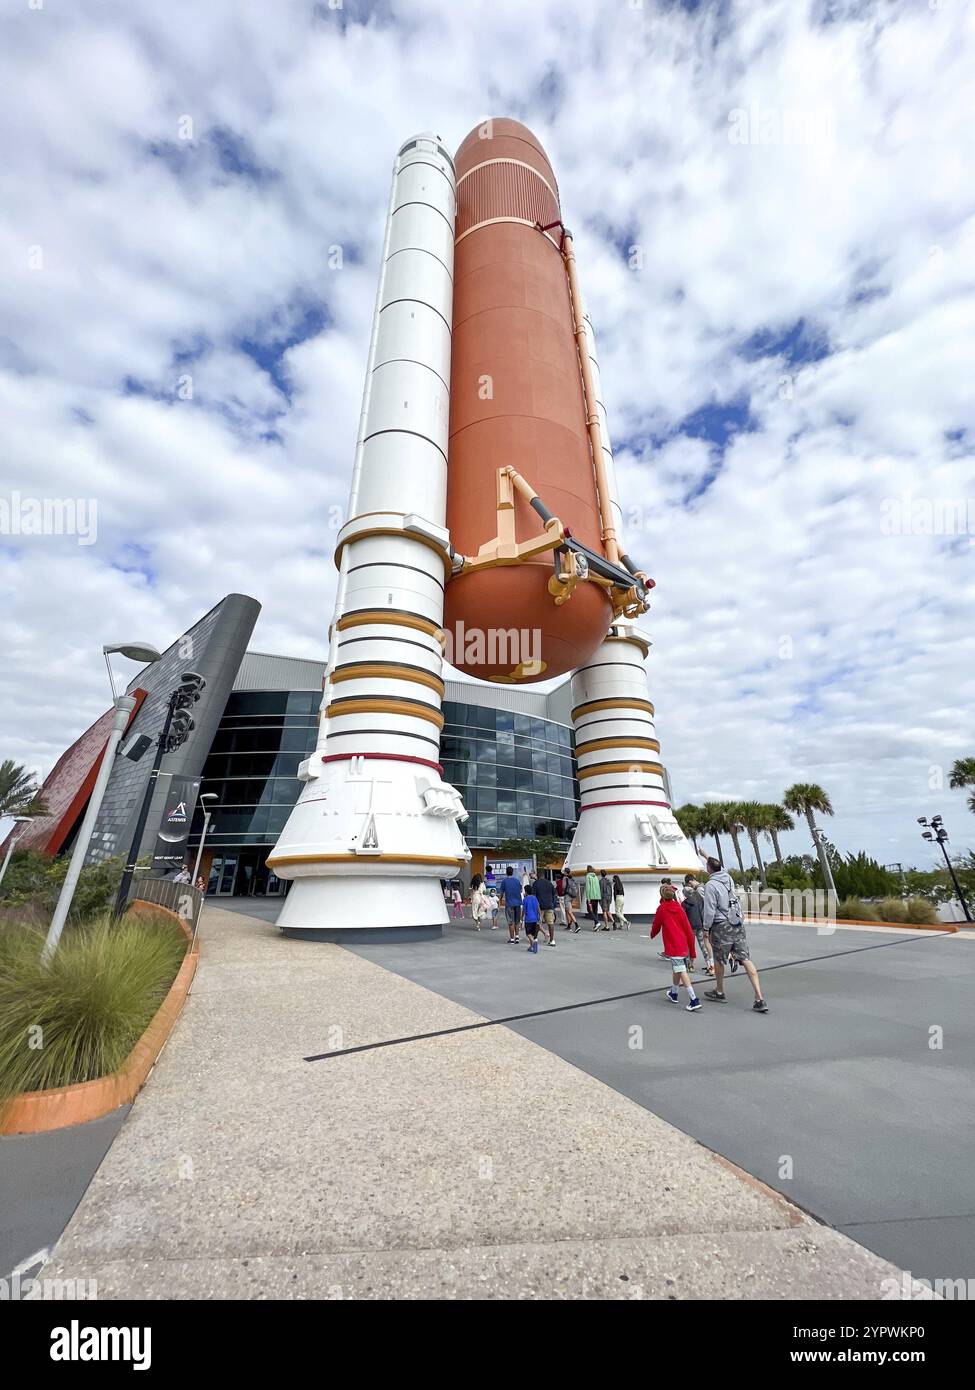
[207,849,286,897]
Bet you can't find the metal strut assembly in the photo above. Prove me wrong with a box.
[448,464,652,621]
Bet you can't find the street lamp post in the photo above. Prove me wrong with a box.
[112,671,206,922]
[42,642,162,963]
[191,793,218,886]
[918,816,973,924]
[0,817,32,890]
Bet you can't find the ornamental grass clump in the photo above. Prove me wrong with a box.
[835,897,880,921]
[0,910,186,1102]
[904,897,940,925]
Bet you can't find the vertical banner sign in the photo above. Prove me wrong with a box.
[151,776,202,875]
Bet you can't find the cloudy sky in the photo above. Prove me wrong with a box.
[2,0,973,867]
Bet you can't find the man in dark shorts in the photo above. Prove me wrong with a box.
[533,873,559,947]
[701,858,768,1012]
[499,865,523,945]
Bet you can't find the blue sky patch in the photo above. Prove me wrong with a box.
[740,317,830,368]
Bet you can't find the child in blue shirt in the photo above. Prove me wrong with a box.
[523,889,541,954]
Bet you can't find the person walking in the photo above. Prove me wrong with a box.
[701,857,768,1012]
[533,873,559,947]
[599,869,614,930]
[650,884,701,1011]
[499,865,523,945]
[450,885,464,919]
[682,873,713,973]
[660,876,684,904]
[584,865,602,929]
[562,872,580,932]
[612,873,628,930]
[470,876,490,931]
[523,884,541,954]
[554,872,567,926]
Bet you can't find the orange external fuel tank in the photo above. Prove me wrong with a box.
[444,119,613,683]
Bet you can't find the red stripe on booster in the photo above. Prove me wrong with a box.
[579,799,671,812]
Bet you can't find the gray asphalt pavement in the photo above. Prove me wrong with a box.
[345,917,975,1284]
[0,1106,129,1282]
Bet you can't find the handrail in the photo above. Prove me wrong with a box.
[128,870,204,943]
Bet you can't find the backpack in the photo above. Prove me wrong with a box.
[726,884,744,927]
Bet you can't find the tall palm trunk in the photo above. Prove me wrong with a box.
[728,828,745,874]
[769,829,783,862]
[806,807,834,891]
[713,834,723,866]
[747,829,767,887]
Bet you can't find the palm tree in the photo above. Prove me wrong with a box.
[675,804,703,855]
[724,802,747,875]
[0,760,47,819]
[738,801,769,887]
[763,803,794,863]
[698,802,726,866]
[949,757,975,815]
[783,782,834,888]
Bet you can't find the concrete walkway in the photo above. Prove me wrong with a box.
[43,907,923,1299]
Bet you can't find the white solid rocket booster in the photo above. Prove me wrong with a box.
[563,293,698,916]
[268,133,469,939]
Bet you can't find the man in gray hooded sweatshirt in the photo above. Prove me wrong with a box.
[701,857,768,1012]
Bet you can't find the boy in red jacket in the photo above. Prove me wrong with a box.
[651,884,702,1011]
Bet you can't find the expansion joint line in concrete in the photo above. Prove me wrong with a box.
[303,928,958,1063]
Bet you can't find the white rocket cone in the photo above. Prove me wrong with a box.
[269,134,470,939]
[564,626,700,918]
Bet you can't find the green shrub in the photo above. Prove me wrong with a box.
[904,897,940,925]
[836,897,880,921]
[767,861,814,891]
[0,910,186,1101]
[0,849,125,923]
[877,897,909,923]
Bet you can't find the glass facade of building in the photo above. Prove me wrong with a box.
[439,699,579,849]
[197,690,318,893]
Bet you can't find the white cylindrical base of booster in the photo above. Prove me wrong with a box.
[277,875,448,942]
[564,627,702,917]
